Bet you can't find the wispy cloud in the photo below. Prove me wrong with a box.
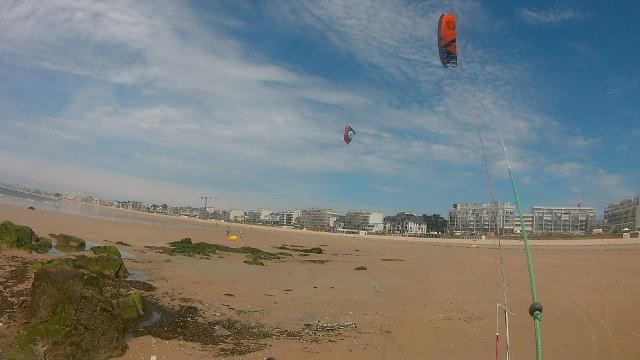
[567,42,596,58]
[545,162,584,179]
[568,136,600,149]
[517,5,593,25]
[605,72,640,100]
[372,184,404,194]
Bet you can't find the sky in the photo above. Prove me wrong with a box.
[0,0,638,218]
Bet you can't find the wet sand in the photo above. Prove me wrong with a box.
[1,203,640,359]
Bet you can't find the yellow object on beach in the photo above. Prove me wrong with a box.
[228,236,238,241]
[471,244,477,248]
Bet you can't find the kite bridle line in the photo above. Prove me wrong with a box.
[468,51,543,360]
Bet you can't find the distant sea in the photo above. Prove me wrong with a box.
[0,186,212,230]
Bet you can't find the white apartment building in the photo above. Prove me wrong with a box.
[604,195,640,232]
[531,205,596,234]
[299,209,340,229]
[343,210,384,232]
[384,212,427,236]
[246,209,273,224]
[448,202,518,235]
[279,210,301,227]
[221,209,245,222]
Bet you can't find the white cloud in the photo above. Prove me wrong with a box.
[372,184,404,194]
[545,162,584,179]
[605,72,640,100]
[568,136,600,149]
[567,42,596,58]
[517,6,593,25]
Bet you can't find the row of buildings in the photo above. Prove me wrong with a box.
[197,208,426,236]
[4,182,638,236]
[448,195,640,235]
[158,207,426,236]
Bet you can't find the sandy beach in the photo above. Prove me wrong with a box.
[2,202,640,360]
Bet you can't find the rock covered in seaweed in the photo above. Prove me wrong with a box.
[14,268,128,360]
[91,246,122,259]
[117,293,144,320]
[0,220,52,253]
[31,255,129,279]
[48,233,86,252]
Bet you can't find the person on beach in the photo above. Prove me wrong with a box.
[226,226,230,237]
[240,228,244,238]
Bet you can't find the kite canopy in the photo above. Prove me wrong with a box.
[438,14,457,68]
[344,125,355,145]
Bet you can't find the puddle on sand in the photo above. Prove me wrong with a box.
[45,242,67,256]
[127,270,151,281]
[44,240,136,260]
[139,311,162,329]
[125,310,162,340]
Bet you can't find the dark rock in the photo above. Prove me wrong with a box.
[28,206,35,210]
[15,268,128,360]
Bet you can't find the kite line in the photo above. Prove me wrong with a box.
[468,52,543,360]
[438,13,542,359]
[467,88,513,360]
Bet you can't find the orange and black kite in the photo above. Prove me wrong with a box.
[344,125,355,145]
[438,14,457,68]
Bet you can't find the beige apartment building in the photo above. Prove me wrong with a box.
[299,209,340,229]
[343,210,384,232]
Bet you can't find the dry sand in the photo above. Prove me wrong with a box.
[1,203,640,359]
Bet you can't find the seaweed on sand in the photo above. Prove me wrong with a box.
[165,238,291,260]
[275,245,324,254]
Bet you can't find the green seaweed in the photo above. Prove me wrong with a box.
[118,293,144,319]
[0,220,51,253]
[32,237,53,253]
[30,255,129,279]
[166,238,289,260]
[354,266,367,270]
[14,303,71,353]
[276,245,324,254]
[243,259,265,266]
[49,233,86,252]
[91,246,121,259]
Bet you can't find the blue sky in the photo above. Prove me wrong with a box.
[0,0,638,217]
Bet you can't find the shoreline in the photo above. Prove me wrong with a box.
[0,184,59,200]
